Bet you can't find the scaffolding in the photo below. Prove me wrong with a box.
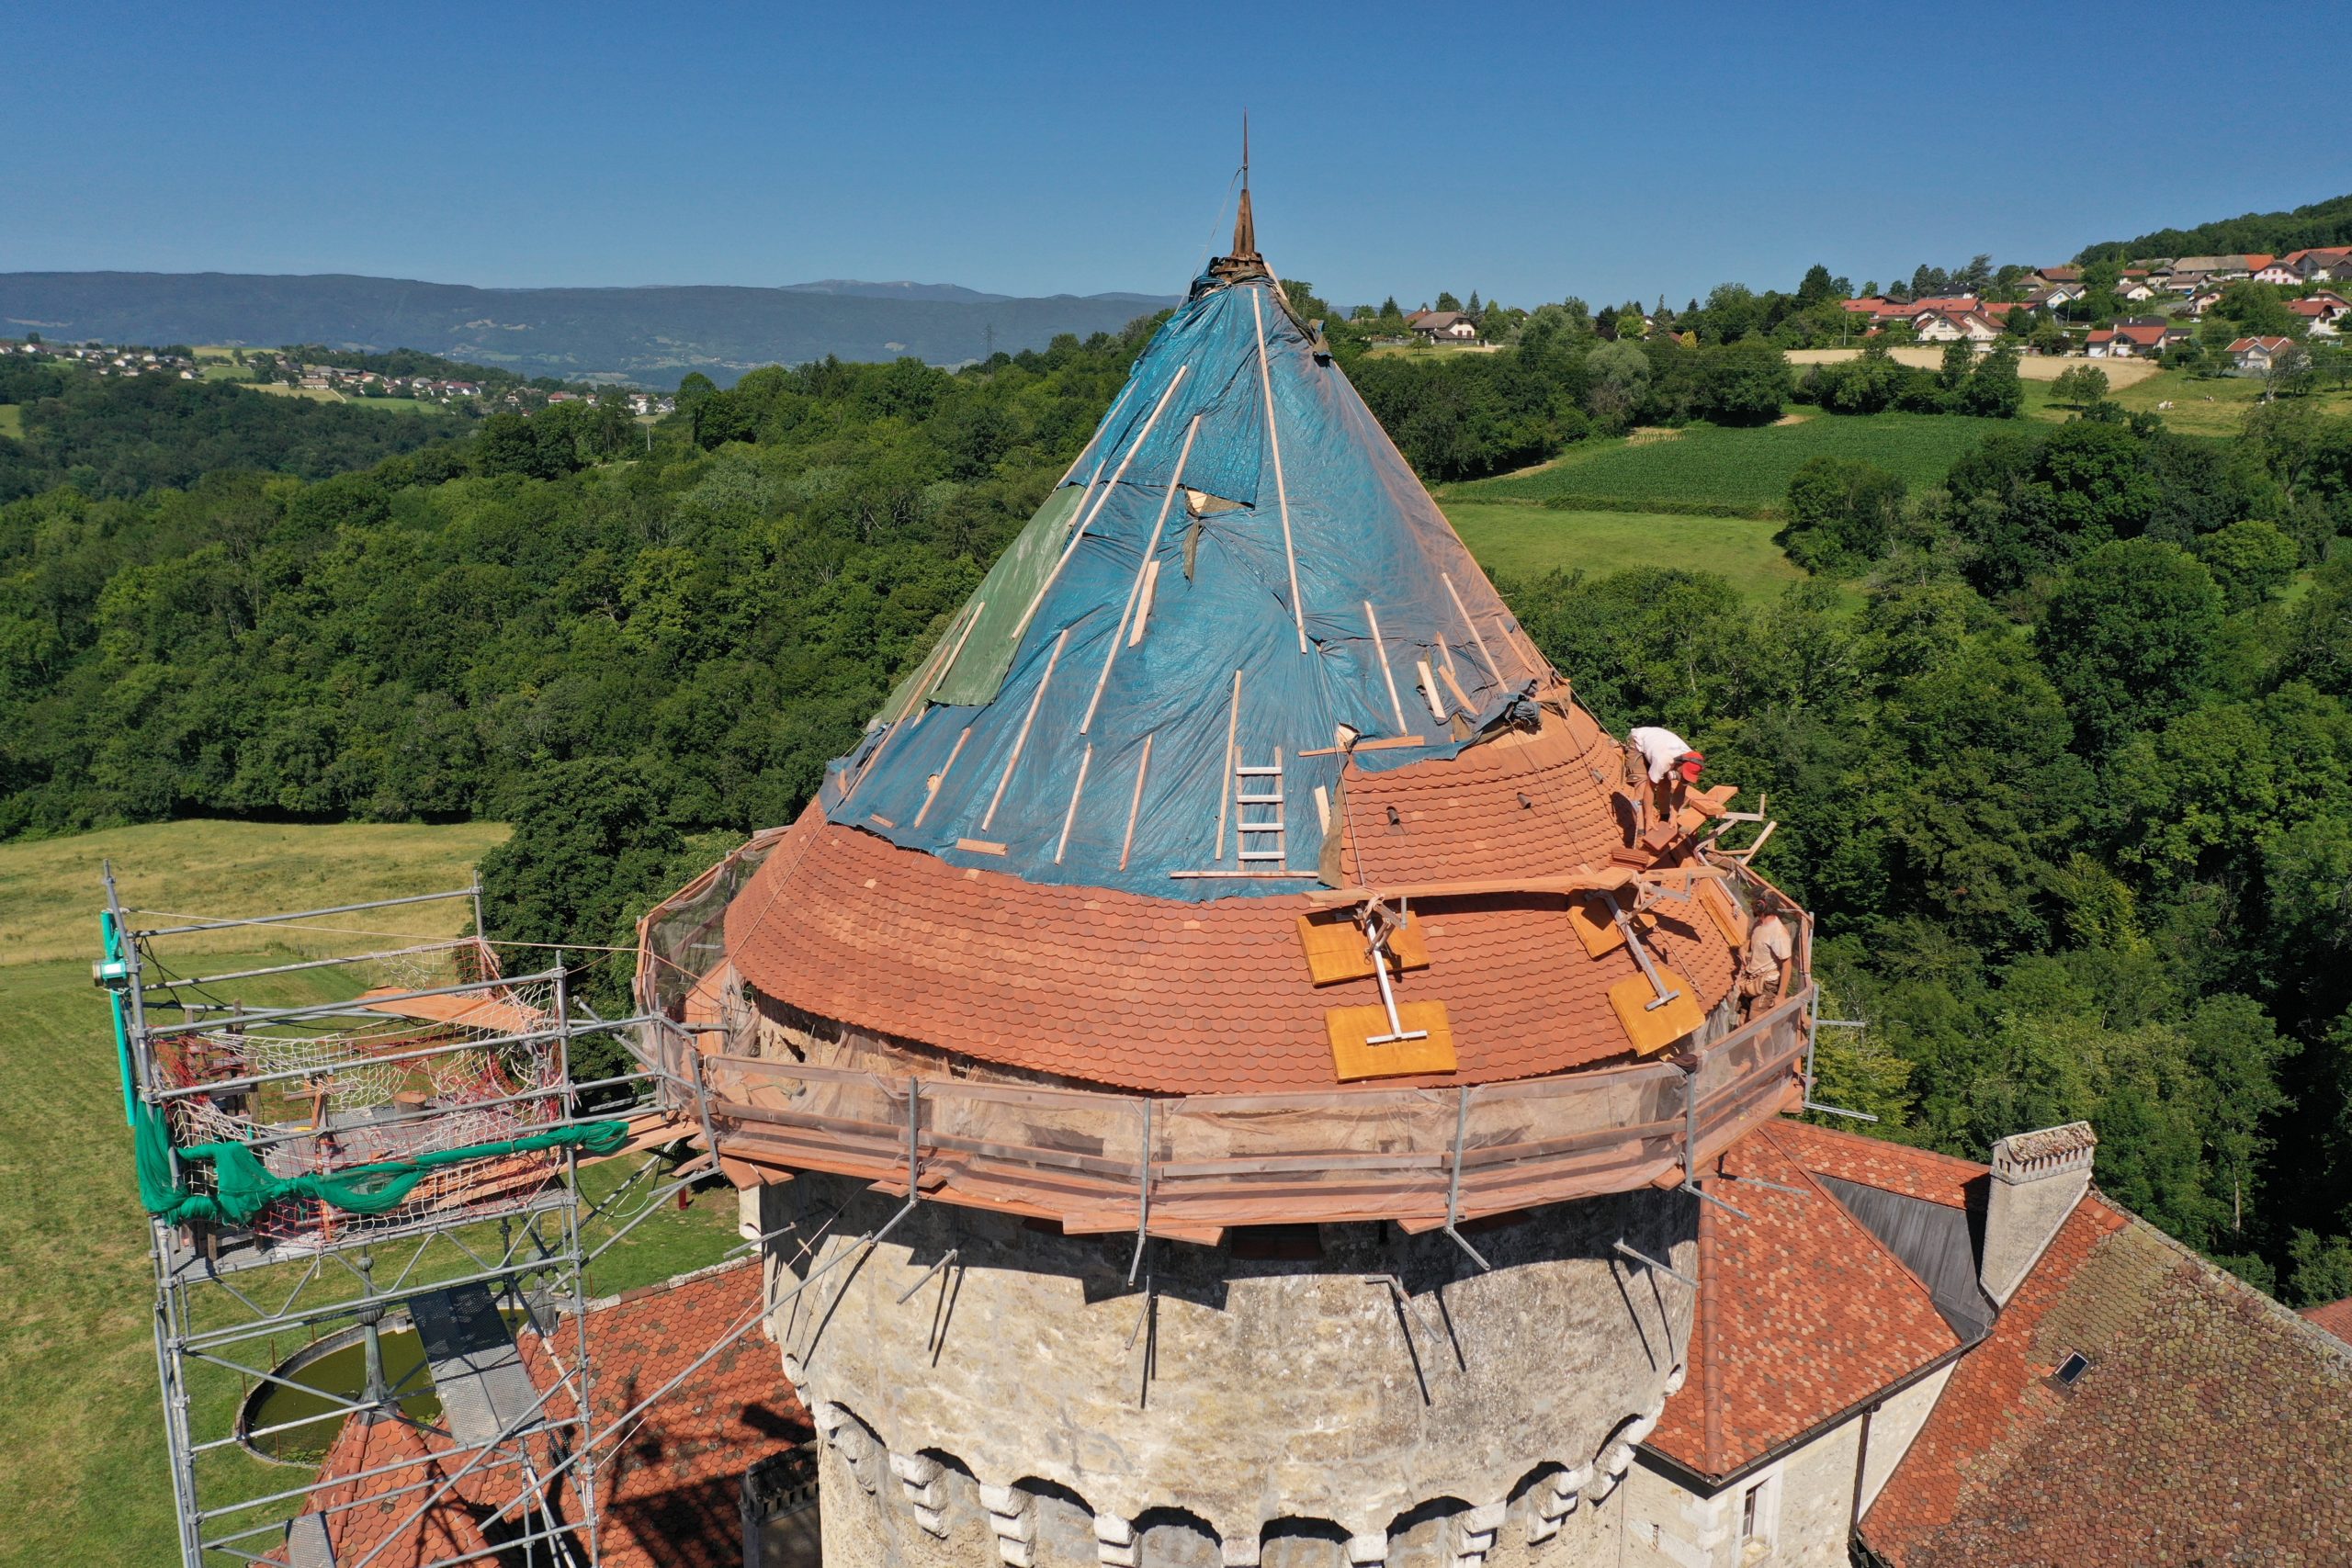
[102,869,707,1568]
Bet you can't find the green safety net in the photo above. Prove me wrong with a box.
[133,1102,629,1227]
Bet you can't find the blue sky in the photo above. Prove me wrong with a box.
[6,1,2346,310]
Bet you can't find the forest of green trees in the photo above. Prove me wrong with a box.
[4,309,2351,1304]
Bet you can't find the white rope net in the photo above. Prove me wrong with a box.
[155,942,575,1247]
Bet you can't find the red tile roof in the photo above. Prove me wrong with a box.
[724,711,1740,1093]
[2301,1295,2352,1346]
[1862,1202,2352,1567]
[1647,1123,1963,1479]
[1765,1118,1984,1209]
[293,1263,805,1568]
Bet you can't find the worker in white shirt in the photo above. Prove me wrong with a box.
[1742,906,1795,1016]
[1623,725,1705,835]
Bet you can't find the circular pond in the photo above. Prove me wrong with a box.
[238,1319,443,1463]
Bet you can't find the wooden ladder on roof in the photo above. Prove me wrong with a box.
[1235,748,1286,866]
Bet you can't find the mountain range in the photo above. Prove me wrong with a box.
[0,272,1180,388]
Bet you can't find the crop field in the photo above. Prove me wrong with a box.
[1452,412,2015,514]
[1444,500,1803,603]
[1787,346,2167,386]
[0,404,21,439]
[0,820,735,1568]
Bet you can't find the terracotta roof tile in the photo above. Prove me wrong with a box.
[1863,1201,2352,1567]
[1648,1123,1962,1479]
[295,1263,804,1568]
[2303,1296,2352,1346]
[726,714,1739,1093]
[1767,1118,1986,1209]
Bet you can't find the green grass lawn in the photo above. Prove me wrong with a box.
[1444,501,1804,603]
[0,820,735,1568]
[2021,367,2352,437]
[1450,412,2020,515]
[0,404,20,439]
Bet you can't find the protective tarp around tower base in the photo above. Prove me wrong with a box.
[819,268,1550,901]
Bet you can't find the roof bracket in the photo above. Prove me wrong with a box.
[1442,1088,1492,1272]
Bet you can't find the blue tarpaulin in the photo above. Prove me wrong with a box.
[822,269,1545,899]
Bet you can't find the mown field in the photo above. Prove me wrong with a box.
[0,404,21,438]
[1443,500,1803,603]
[1449,412,2014,516]
[0,820,735,1568]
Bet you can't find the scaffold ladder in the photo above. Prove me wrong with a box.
[1235,748,1286,864]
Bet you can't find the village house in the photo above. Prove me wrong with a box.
[2086,321,2175,358]
[1911,309,2002,347]
[1406,309,1481,344]
[2029,265,2080,289]
[2171,253,2267,281]
[2282,246,2350,281]
[2287,294,2346,335]
[2227,335,2299,375]
[2252,257,2301,286]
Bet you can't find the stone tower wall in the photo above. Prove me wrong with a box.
[752,1174,1697,1567]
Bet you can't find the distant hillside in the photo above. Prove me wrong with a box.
[0,273,1181,389]
[2075,193,2352,265]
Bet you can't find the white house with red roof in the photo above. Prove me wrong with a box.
[2228,335,2301,374]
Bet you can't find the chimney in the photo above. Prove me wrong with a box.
[1978,1122,2097,1306]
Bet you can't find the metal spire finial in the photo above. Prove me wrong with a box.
[1230,111,1259,263]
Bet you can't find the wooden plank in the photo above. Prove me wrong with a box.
[956,838,1007,856]
[1307,865,1723,908]
[1128,558,1160,648]
[1298,735,1426,757]
[1215,668,1242,861]
[1363,600,1411,735]
[1415,659,1446,722]
[980,626,1068,831]
[1567,895,1625,957]
[1084,413,1200,733]
[1120,733,1153,871]
[1295,908,1431,986]
[1013,365,1191,644]
[1328,1000,1457,1080]
[1054,743,1091,863]
[912,725,971,828]
[1251,287,1308,653]
[1441,571,1505,690]
[1608,966,1708,1055]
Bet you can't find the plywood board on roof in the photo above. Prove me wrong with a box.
[1567,897,1625,958]
[1608,966,1707,1056]
[1696,878,1750,946]
[1328,1001,1456,1080]
[1295,908,1430,986]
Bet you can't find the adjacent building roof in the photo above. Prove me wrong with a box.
[1862,1204,2352,1567]
[291,1261,808,1568]
[2304,1297,2352,1346]
[1647,1123,1967,1482]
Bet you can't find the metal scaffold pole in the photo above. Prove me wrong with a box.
[107,871,700,1568]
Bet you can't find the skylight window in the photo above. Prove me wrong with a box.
[2054,1351,2091,1386]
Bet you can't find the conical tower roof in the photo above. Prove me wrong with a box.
[719,213,1755,1095]
[821,247,1545,896]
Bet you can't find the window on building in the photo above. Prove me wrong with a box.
[1739,1475,1778,1562]
[2054,1351,2092,1387]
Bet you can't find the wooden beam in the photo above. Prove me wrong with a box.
[1120,733,1154,871]
[1303,865,1728,908]
[1252,287,1308,654]
[1363,600,1411,735]
[980,627,1066,831]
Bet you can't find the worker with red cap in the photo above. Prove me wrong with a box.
[1625,725,1705,837]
